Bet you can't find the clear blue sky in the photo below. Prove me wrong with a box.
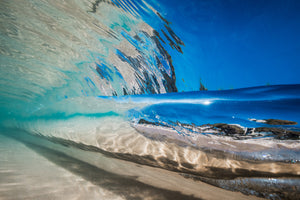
[150,0,300,91]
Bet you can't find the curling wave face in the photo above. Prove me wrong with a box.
[0,0,183,120]
[1,0,300,199]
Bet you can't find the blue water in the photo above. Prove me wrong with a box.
[1,0,300,199]
[131,85,300,128]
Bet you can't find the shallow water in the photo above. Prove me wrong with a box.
[1,0,300,199]
[2,85,300,199]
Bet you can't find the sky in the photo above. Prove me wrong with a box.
[151,0,300,91]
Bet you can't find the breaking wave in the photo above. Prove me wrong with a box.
[0,0,299,200]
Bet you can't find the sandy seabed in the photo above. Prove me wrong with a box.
[0,132,265,200]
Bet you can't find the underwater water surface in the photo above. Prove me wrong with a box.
[0,0,300,200]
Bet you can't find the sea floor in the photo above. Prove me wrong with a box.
[0,132,263,200]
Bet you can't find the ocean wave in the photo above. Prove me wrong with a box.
[1,0,300,199]
[2,84,300,199]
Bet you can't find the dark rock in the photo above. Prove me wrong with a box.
[138,119,157,126]
[255,127,300,139]
[264,119,297,125]
[213,123,244,135]
[199,82,208,91]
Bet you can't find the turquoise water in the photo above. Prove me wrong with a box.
[1,0,300,199]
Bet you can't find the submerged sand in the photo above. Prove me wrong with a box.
[0,132,265,200]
